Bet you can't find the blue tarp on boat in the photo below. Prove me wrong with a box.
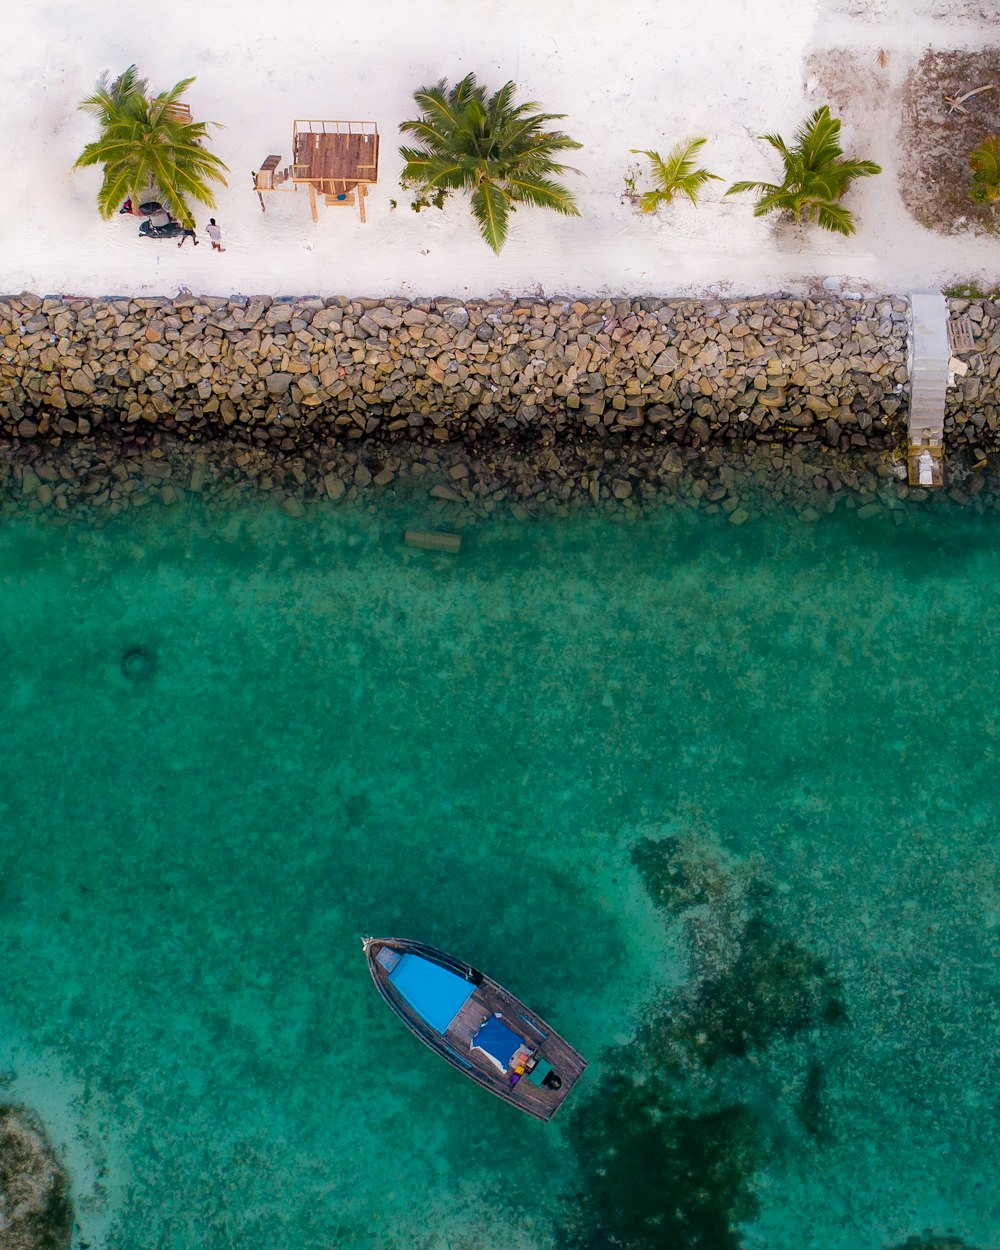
[472,1014,524,1071]
[389,954,475,1033]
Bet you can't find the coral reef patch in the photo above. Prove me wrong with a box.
[0,1104,72,1250]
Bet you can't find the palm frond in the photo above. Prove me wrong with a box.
[751,187,798,218]
[759,132,792,161]
[411,79,472,135]
[95,164,144,219]
[471,181,510,253]
[505,174,580,214]
[487,81,519,136]
[398,119,453,149]
[815,201,856,235]
[78,65,149,122]
[400,153,469,190]
[726,179,778,196]
[833,158,881,180]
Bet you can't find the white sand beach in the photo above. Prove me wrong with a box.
[2,0,998,300]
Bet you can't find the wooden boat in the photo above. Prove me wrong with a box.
[363,937,587,1122]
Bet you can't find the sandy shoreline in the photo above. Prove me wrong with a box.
[3,0,999,302]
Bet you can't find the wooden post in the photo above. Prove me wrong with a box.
[359,184,367,224]
[308,181,318,223]
[404,530,462,554]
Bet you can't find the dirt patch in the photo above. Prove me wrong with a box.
[805,48,887,146]
[829,0,1000,19]
[899,49,1000,235]
[916,0,1000,21]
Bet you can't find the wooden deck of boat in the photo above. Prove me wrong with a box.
[365,937,587,1122]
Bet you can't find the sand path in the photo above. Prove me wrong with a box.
[1,0,997,298]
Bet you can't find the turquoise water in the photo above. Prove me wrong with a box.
[1,495,998,1250]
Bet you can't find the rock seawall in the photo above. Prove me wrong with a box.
[0,294,915,451]
[944,298,1000,452]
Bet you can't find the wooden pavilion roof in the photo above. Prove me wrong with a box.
[292,119,379,195]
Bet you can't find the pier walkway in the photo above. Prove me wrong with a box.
[907,291,950,488]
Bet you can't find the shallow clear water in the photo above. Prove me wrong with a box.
[1,496,998,1250]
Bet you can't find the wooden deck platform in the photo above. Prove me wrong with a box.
[907,440,945,488]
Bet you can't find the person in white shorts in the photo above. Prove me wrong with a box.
[206,219,225,252]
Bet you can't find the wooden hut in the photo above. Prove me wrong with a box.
[253,120,379,222]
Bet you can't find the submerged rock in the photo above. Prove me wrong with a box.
[0,1104,72,1250]
[559,1075,762,1250]
[121,646,156,681]
[631,832,847,1066]
[887,1238,984,1250]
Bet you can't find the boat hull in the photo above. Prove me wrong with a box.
[364,937,587,1122]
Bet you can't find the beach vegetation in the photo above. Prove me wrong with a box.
[630,138,721,211]
[74,65,229,227]
[726,105,880,235]
[621,160,642,204]
[398,73,582,253]
[968,135,1000,204]
[943,279,1000,299]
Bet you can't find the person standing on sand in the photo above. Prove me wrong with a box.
[177,224,198,248]
[205,218,225,252]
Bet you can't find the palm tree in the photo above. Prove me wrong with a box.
[969,136,1000,204]
[630,138,721,212]
[726,105,880,235]
[75,66,228,227]
[399,73,582,253]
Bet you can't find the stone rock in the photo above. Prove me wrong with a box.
[265,304,293,327]
[311,308,342,330]
[265,373,293,395]
[442,307,470,330]
[429,484,463,502]
[324,474,346,500]
[368,307,402,329]
[281,496,306,518]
